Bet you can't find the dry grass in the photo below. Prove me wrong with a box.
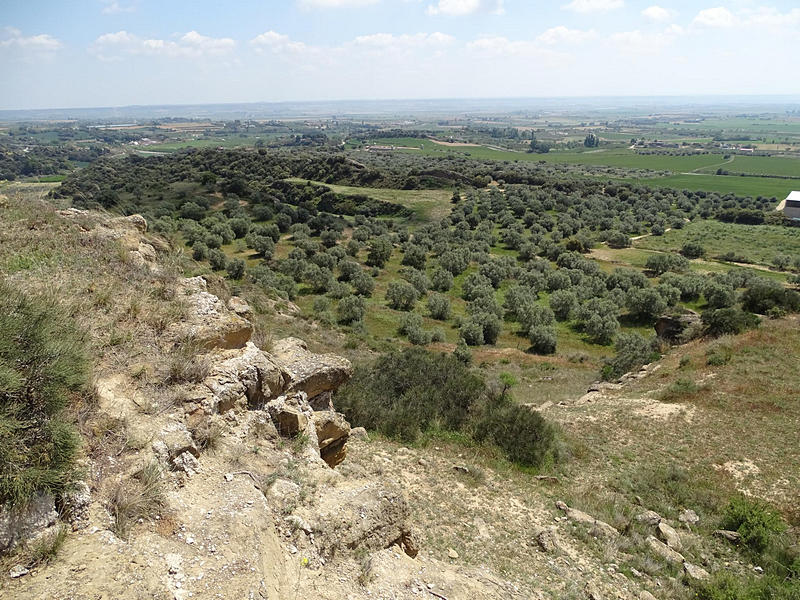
[107,461,165,539]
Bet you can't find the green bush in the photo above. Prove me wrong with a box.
[702,307,760,337]
[0,283,87,507]
[721,496,787,554]
[427,293,451,321]
[337,295,366,325]
[335,348,561,468]
[386,281,419,311]
[602,333,659,380]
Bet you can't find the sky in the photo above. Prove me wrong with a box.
[2,0,799,110]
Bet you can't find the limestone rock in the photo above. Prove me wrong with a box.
[203,342,287,413]
[684,562,710,581]
[0,493,58,553]
[153,421,199,465]
[172,451,200,476]
[350,427,368,440]
[60,481,91,530]
[646,535,685,564]
[168,277,253,350]
[271,406,308,437]
[447,548,459,559]
[299,482,415,559]
[314,411,351,468]
[655,312,701,342]
[679,509,700,526]
[639,592,657,600]
[535,527,561,553]
[9,565,29,578]
[227,296,252,316]
[266,479,301,512]
[555,501,619,539]
[270,337,352,400]
[657,521,683,551]
[635,510,662,527]
[714,529,741,544]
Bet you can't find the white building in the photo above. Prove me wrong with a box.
[784,191,800,220]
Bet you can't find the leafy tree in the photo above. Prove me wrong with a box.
[470,312,502,345]
[625,287,668,322]
[208,249,227,271]
[350,270,375,297]
[366,236,393,268]
[401,267,430,295]
[337,295,366,325]
[453,339,472,364]
[427,293,451,321]
[704,281,736,309]
[192,242,209,261]
[602,333,659,380]
[226,258,246,280]
[386,281,419,311]
[702,307,760,337]
[245,233,275,258]
[645,253,689,275]
[460,320,485,346]
[549,289,578,321]
[583,133,599,148]
[529,325,557,355]
[430,268,454,292]
[584,312,620,345]
[606,231,631,249]
[401,244,427,270]
[680,242,706,259]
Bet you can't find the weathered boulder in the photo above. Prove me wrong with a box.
[298,482,416,559]
[534,527,561,554]
[635,510,662,527]
[655,312,701,342]
[168,277,253,350]
[227,296,252,316]
[684,562,710,581]
[152,421,199,465]
[267,395,309,437]
[270,337,352,401]
[59,481,91,530]
[714,529,741,544]
[0,493,58,553]
[314,411,351,467]
[203,342,287,412]
[657,521,683,551]
[555,501,619,539]
[646,535,685,564]
[679,509,700,526]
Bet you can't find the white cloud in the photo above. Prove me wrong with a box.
[536,26,596,45]
[297,0,379,7]
[101,1,136,14]
[691,7,737,28]
[250,31,311,54]
[609,24,683,53]
[466,36,554,58]
[563,0,623,14]
[351,32,455,47]
[744,7,800,27]
[641,5,671,23]
[426,0,504,16]
[92,30,235,60]
[0,27,62,52]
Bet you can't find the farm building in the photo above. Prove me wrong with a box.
[784,191,800,219]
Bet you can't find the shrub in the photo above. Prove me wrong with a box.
[645,253,689,275]
[602,333,659,380]
[336,348,561,468]
[350,270,375,297]
[366,236,393,268]
[741,279,800,314]
[337,295,366,325]
[470,312,501,345]
[625,287,668,322]
[335,349,484,442]
[453,340,472,364]
[401,244,426,270]
[386,281,419,311]
[704,281,736,309]
[427,293,451,321]
[702,307,760,337]
[721,496,787,554]
[606,231,631,249]
[584,312,620,345]
[680,242,706,259]
[0,283,87,507]
[470,395,561,468]
[192,242,209,261]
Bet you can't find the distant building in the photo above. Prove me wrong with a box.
[784,191,800,219]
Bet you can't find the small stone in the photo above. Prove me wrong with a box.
[679,509,699,526]
[714,529,741,544]
[224,473,234,482]
[418,459,427,467]
[635,510,662,527]
[288,545,298,554]
[350,427,368,440]
[639,593,657,600]
[9,565,29,578]
[447,548,459,559]
[754,566,764,574]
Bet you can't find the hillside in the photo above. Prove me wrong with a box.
[1,178,799,600]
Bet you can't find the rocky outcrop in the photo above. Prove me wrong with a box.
[299,481,417,559]
[203,342,287,413]
[168,277,253,350]
[270,337,353,402]
[646,535,685,564]
[655,311,701,342]
[0,494,58,553]
[314,411,351,467]
[555,501,619,540]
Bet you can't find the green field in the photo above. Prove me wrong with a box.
[284,178,454,221]
[693,154,800,177]
[634,219,800,267]
[141,135,265,152]
[622,173,792,200]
